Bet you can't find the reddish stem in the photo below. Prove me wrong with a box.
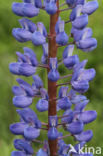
[48,1,59,156]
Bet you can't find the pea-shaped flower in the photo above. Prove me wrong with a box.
[61,109,74,124]
[48,127,58,140]
[72,14,88,29]
[32,22,47,46]
[66,121,84,134]
[48,58,60,81]
[63,55,79,69]
[45,0,57,15]
[82,0,98,15]
[14,139,34,154]
[36,88,48,112]
[75,130,93,142]
[63,45,74,59]
[78,110,97,124]
[24,126,40,140]
[11,151,26,156]
[56,21,69,45]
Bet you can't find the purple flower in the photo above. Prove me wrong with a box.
[17,108,38,124]
[24,126,40,140]
[23,47,38,66]
[72,14,88,30]
[74,100,89,112]
[61,109,74,124]
[63,45,74,59]
[45,0,57,15]
[35,0,42,8]
[49,115,58,127]
[12,28,32,42]
[12,2,39,17]
[66,121,84,134]
[78,110,97,124]
[14,139,34,154]
[23,3,39,17]
[36,99,48,112]
[58,97,72,110]
[48,58,60,81]
[13,96,33,108]
[71,80,89,93]
[10,122,27,135]
[75,130,93,142]
[41,43,48,64]
[59,86,68,98]
[32,31,46,46]
[48,127,58,140]
[56,21,69,45]
[36,149,48,156]
[82,0,98,15]
[19,18,37,33]
[12,2,24,16]
[70,5,82,21]
[77,38,97,51]
[11,151,26,156]
[32,75,43,89]
[63,55,79,69]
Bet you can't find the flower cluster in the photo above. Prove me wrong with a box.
[10,0,98,156]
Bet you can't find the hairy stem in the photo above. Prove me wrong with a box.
[48,1,59,156]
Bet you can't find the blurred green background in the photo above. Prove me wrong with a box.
[0,0,103,155]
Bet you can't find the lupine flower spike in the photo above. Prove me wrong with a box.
[10,0,98,156]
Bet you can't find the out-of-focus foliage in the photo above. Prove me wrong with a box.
[0,0,103,155]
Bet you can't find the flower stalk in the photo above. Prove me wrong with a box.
[9,0,99,156]
[48,1,59,155]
